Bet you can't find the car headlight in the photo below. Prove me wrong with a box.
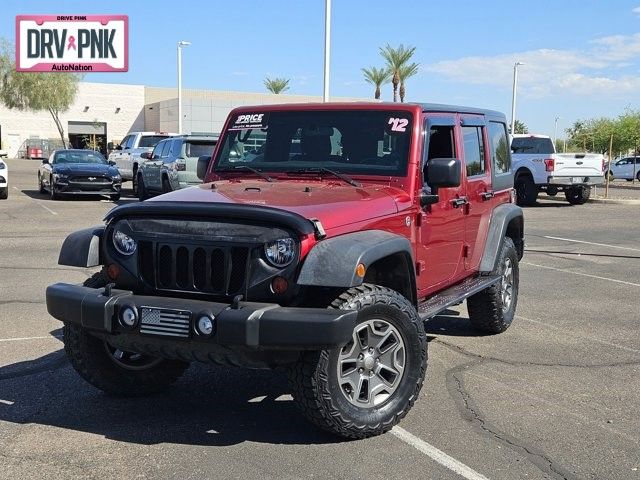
[113,229,137,256]
[264,238,296,267]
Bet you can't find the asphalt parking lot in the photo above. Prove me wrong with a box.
[1,158,638,480]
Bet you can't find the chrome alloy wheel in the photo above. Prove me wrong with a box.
[337,319,406,407]
[103,342,163,371]
[501,257,514,313]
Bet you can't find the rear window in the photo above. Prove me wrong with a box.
[139,135,171,148]
[511,137,554,154]
[184,141,217,158]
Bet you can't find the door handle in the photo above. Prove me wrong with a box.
[480,191,494,200]
[450,197,469,208]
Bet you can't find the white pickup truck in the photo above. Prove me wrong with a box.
[511,134,605,206]
[108,132,177,194]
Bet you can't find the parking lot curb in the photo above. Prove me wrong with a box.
[589,197,640,205]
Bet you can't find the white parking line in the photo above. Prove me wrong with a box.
[0,335,62,343]
[12,187,58,215]
[517,315,640,355]
[542,235,640,252]
[0,399,14,405]
[391,426,490,480]
[522,262,640,287]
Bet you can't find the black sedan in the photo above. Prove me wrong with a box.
[38,149,122,200]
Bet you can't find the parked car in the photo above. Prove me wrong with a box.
[38,149,122,200]
[108,132,177,194]
[136,135,218,200]
[606,156,640,182]
[511,134,605,205]
[0,159,8,199]
[47,102,524,439]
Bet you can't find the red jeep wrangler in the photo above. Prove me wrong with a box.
[47,103,524,438]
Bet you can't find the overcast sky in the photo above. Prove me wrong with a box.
[3,0,640,136]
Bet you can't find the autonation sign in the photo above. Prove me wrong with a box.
[16,15,128,72]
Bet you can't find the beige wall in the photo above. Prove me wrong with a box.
[0,82,145,157]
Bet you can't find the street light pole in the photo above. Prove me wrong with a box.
[554,116,561,147]
[323,0,331,102]
[177,40,191,134]
[510,61,524,135]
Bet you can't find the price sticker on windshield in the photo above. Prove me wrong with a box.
[230,113,269,130]
[388,117,409,133]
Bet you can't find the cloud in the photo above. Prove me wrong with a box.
[424,33,640,98]
[633,6,640,16]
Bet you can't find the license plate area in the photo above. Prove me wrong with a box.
[139,307,191,338]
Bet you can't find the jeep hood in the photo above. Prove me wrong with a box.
[148,180,410,231]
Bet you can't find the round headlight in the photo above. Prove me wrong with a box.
[113,229,137,256]
[264,238,296,267]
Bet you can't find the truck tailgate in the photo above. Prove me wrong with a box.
[554,153,603,177]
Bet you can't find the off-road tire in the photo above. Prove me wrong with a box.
[288,284,427,439]
[63,272,189,396]
[467,237,519,334]
[162,176,172,194]
[565,185,590,205]
[0,187,7,200]
[137,174,148,201]
[515,175,537,206]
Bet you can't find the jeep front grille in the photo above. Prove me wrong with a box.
[138,242,250,296]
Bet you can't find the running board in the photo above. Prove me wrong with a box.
[417,275,501,320]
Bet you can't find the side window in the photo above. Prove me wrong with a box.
[119,135,130,149]
[488,122,511,174]
[426,125,456,161]
[160,141,171,158]
[171,139,183,158]
[462,126,485,177]
[151,141,165,159]
[124,135,135,149]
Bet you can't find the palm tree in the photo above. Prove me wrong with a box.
[379,44,416,102]
[361,66,391,100]
[397,62,419,103]
[264,77,290,94]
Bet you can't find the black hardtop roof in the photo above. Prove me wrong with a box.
[415,102,505,118]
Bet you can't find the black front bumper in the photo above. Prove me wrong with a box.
[46,283,356,350]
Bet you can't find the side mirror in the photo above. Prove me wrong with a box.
[425,157,461,190]
[140,151,152,160]
[115,144,123,151]
[107,142,114,150]
[42,158,49,164]
[197,155,210,180]
[108,160,117,166]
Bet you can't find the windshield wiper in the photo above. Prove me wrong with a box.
[217,165,275,182]
[289,167,361,187]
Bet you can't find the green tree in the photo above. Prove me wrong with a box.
[264,77,290,94]
[379,44,416,102]
[508,119,529,134]
[0,41,79,148]
[397,62,419,103]
[361,66,391,100]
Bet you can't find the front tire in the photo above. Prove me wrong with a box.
[515,175,537,206]
[63,272,189,396]
[49,176,60,200]
[137,174,148,201]
[565,185,591,205]
[288,284,427,439]
[467,237,519,334]
[0,187,7,200]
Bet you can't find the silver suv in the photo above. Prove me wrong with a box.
[137,135,218,200]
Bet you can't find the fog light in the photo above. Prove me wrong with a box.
[196,315,215,336]
[119,306,138,328]
[270,276,289,294]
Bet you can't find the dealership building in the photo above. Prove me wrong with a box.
[0,81,364,157]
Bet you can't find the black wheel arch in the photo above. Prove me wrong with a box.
[479,203,524,273]
[297,230,417,305]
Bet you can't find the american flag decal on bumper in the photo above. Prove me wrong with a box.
[140,307,191,338]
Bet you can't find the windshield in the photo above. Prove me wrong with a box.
[214,110,413,177]
[53,150,107,165]
[139,135,171,148]
[184,141,217,158]
[511,137,554,154]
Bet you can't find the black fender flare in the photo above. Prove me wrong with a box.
[297,230,415,295]
[58,226,105,268]
[479,203,524,273]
